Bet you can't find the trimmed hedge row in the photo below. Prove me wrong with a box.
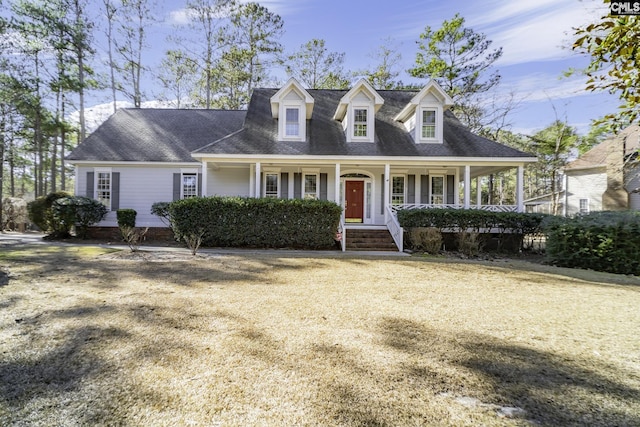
[396,208,546,235]
[543,211,640,275]
[168,196,342,249]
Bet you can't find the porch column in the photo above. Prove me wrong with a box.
[476,176,481,207]
[201,160,208,197]
[464,165,471,209]
[517,165,524,212]
[384,163,390,221]
[335,163,341,204]
[254,162,261,198]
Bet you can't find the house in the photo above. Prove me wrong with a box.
[563,124,640,215]
[68,78,537,250]
[524,191,565,215]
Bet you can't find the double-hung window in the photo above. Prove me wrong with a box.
[96,171,112,209]
[579,198,589,214]
[421,109,436,139]
[265,173,279,198]
[182,173,198,199]
[304,173,318,199]
[391,176,405,205]
[354,108,368,138]
[431,175,444,204]
[285,108,300,137]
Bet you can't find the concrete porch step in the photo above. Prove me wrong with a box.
[345,229,398,251]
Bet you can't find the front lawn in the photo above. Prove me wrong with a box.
[1,245,639,426]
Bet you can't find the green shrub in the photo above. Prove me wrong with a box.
[543,211,640,275]
[150,202,171,226]
[51,196,108,239]
[397,208,545,232]
[27,192,71,234]
[397,208,547,253]
[117,209,137,228]
[168,196,342,249]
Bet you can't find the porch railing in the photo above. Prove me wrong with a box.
[385,206,403,252]
[390,204,518,214]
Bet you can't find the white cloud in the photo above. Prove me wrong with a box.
[469,0,609,66]
[167,0,307,26]
[167,9,192,26]
[498,72,593,105]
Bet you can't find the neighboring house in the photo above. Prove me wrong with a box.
[563,124,640,216]
[68,78,537,249]
[524,191,565,215]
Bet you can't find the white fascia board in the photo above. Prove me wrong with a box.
[563,164,607,173]
[334,79,384,121]
[270,77,314,119]
[395,80,454,122]
[191,154,538,165]
[68,160,202,167]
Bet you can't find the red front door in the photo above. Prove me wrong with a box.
[345,181,364,223]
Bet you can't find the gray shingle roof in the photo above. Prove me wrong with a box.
[68,109,247,162]
[68,90,535,163]
[193,89,535,159]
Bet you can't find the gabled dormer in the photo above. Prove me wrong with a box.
[394,80,453,144]
[333,79,384,143]
[270,77,314,142]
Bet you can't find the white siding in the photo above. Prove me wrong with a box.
[566,170,607,215]
[77,165,192,227]
[626,164,640,210]
[208,168,250,197]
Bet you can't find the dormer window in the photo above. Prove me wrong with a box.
[353,108,368,138]
[394,80,453,144]
[270,77,314,142]
[421,109,437,140]
[285,107,300,137]
[333,79,384,143]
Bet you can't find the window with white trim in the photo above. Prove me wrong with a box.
[96,171,111,209]
[304,173,318,199]
[182,173,198,199]
[264,173,279,198]
[421,109,436,139]
[391,176,405,205]
[431,175,444,204]
[579,198,589,214]
[354,108,368,138]
[285,107,300,137]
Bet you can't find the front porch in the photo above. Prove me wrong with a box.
[201,160,529,252]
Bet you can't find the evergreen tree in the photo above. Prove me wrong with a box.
[283,39,350,89]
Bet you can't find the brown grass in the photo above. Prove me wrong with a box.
[1,244,639,426]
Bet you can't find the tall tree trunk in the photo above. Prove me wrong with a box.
[9,116,15,197]
[0,110,5,231]
[60,94,66,191]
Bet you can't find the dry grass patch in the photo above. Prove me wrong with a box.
[1,245,639,426]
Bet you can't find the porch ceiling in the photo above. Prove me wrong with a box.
[202,160,522,178]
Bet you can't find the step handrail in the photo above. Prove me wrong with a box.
[385,206,403,252]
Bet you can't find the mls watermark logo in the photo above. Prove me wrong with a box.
[611,0,640,15]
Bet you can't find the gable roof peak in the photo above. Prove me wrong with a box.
[394,79,454,123]
[270,77,315,119]
[333,78,385,121]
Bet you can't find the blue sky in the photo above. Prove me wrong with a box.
[119,0,619,135]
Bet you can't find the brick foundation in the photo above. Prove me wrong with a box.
[86,226,175,242]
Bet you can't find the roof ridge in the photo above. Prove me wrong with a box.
[192,128,246,153]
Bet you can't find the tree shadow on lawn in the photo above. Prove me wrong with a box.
[0,323,130,422]
[378,317,640,426]
[0,301,202,424]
